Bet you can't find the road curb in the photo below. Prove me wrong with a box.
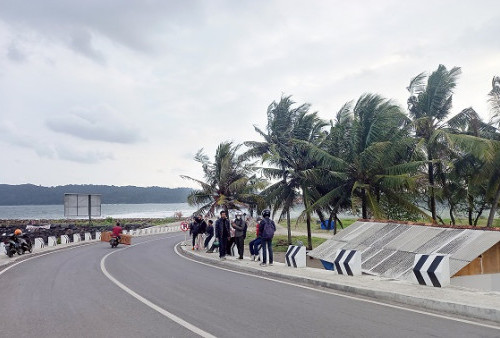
[179,244,500,324]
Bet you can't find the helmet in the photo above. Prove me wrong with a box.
[14,229,22,235]
[261,209,271,218]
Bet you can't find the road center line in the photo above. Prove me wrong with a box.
[100,235,217,338]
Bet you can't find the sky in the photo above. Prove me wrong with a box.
[0,0,499,189]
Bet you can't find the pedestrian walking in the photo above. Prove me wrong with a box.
[215,210,231,260]
[204,220,214,250]
[189,215,202,250]
[232,212,247,259]
[259,209,276,266]
[196,216,207,250]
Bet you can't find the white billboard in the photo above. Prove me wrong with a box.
[64,194,101,217]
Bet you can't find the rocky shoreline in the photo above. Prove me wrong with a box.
[0,218,175,245]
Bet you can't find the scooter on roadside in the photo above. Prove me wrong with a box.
[4,237,18,257]
[18,235,33,254]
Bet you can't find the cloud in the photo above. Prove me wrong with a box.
[0,122,114,163]
[53,144,114,163]
[0,0,204,57]
[0,1,499,187]
[45,105,145,144]
[69,28,105,64]
[7,41,26,62]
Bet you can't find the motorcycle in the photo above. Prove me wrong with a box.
[3,234,32,257]
[4,238,18,257]
[19,235,33,254]
[109,235,120,248]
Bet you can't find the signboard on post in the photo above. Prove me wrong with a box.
[64,194,101,224]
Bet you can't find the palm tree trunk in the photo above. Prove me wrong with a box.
[306,211,312,250]
[487,184,500,227]
[287,210,292,245]
[428,156,437,223]
[473,203,485,226]
[361,188,368,219]
[467,195,473,226]
[303,191,312,250]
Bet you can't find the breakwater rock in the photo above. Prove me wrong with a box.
[0,219,164,244]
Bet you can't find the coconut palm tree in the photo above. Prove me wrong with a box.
[303,93,429,221]
[181,141,263,216]
[444,108,496,225]
[406,64,462,222]
[244,95,312,244]
[486,76,500,227]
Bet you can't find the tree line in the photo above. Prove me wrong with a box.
[182,64,500,249]
[0,184,192,205]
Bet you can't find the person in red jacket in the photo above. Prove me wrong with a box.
[112,221,123,242]
[249,217,262,261]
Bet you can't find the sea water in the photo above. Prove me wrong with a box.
[0,203,355,221]
[0,203,196,220]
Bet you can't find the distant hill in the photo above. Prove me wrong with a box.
[0,184,193,205]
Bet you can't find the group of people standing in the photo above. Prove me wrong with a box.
[190,209,276,267]
[189,215,214,251]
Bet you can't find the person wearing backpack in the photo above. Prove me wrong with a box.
[258,209,276,266]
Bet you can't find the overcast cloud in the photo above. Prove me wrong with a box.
[0,0,499,188]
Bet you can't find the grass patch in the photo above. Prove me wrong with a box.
[277,218,358,233]
[244,232,328,251]
[150,217,179,225]
[439,217,500,228]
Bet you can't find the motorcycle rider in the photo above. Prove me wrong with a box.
[112,221,123,243]
[12,229,23,248]
[9,229,30,253]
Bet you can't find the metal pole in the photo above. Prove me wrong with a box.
[88,194,92,226]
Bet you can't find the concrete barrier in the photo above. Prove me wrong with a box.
[60,235,70,244]
[48,236,57,247]
[334,249,361,276]
[0,242,5,254]
[95,232,101,240]
[34,237,45,249]
[84,232,92,241]
[413,254,450,287]
[73,234,81,243]
[285,245,306,268]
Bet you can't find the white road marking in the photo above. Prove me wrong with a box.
[100,235,217,338]
[175,243,500,331]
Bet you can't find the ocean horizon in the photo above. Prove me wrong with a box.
[0,203,196,220]
[0,202,359,221]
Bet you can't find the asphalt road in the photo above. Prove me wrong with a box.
[0,233,498,338]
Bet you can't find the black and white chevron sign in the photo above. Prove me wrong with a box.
[413,254,450,287]
[334,249,361,276]
[285,245,306,268]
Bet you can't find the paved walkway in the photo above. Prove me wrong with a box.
[180,244,500,325]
